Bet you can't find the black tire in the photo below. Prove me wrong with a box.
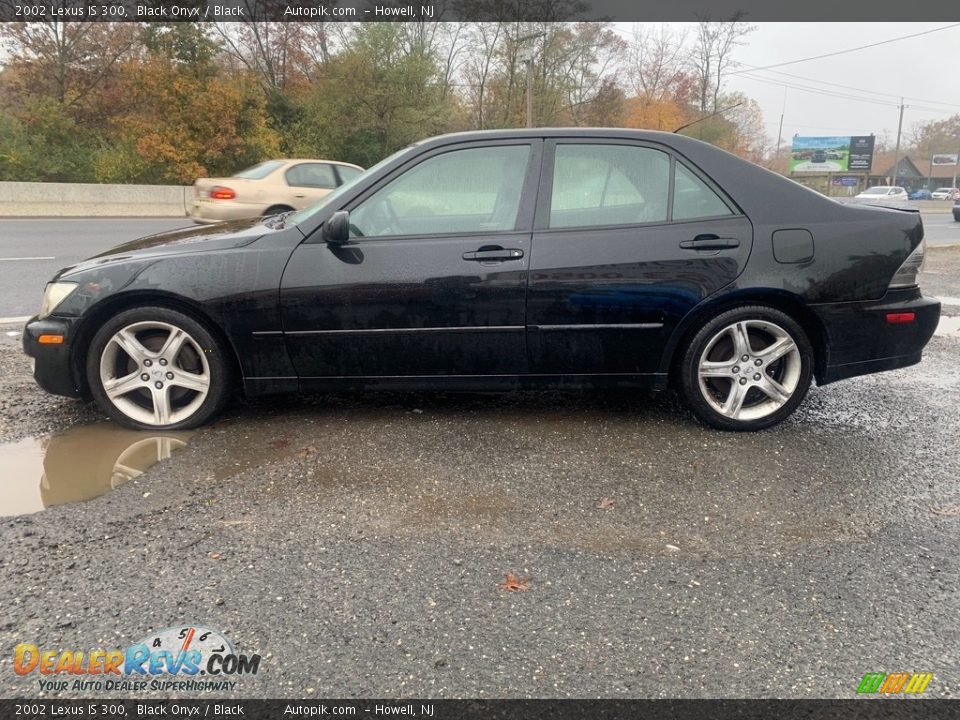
[676,305,814,431]
[263,205,295,217]
[86,306,232,431]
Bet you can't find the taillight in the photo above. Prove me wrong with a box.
[885,312,916,324]
[209,186,236,200]
[889,239,925,289]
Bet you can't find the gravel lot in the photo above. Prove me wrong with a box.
[1,251,959,699]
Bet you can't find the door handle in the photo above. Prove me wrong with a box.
[462,248,524,261]
[294,193,306,198]
[679,234,740,250]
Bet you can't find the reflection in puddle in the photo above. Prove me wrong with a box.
[0,422,193,517]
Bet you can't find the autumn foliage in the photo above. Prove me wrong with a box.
[0,20,775,185]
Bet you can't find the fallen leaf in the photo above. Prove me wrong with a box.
[596,497,615,510]
[497,572,531,592]
[209,552,222,560]
[298,445,318,460]
[269,438,292,450]
[931,505,960,516]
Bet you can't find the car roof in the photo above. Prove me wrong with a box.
[272,159,364,169]
[415,127,687,146]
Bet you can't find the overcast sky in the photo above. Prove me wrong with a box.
[615,22,960,150]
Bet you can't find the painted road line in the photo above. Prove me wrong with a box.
[937,296,960,306]
[0,316,31,325]
[0,257,56,261]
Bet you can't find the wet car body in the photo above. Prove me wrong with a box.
[24,129,940,430]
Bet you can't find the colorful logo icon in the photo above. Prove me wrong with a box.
[857,672,933,695]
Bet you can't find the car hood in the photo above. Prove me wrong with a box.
[56,218,269,280]
[92,217,267,258]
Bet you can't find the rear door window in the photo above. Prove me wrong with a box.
[548,144,670,228]
[672,162,733,220]
[286,163,337,189]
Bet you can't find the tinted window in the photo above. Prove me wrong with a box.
[286,163,337,189]
[336,165,363,185]
[233,160,284,180]
[672,162,732,220]
[350,145,530,238]
[549,145,670,228]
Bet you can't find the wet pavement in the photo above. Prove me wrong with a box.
[0,252,959,699]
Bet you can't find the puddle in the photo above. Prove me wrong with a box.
[0,422,193,517]
[936,315,960,337]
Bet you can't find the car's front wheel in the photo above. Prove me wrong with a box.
[86,306,232,431]
[677,306,813,431]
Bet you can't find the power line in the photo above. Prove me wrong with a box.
[728,24,960,75]
[736,63,960,111]
[737,72,900,108]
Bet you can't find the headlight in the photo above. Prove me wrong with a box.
[38,282,79,319]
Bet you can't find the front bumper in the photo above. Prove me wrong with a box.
[22,315,83,398]
[812,288,940,385]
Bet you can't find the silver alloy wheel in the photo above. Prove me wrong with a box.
[98,321,211,427]
[697,319,802,421]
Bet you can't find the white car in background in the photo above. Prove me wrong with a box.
[189,159,365,224]
[853,186,908,203]
[931,187,959,200]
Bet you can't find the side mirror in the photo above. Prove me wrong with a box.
[322,210,350,245]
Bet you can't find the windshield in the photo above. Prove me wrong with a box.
[233,160,284,180]
[287,147,413,226]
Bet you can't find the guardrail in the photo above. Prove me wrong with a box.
[0,181,190,217]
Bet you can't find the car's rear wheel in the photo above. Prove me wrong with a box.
[86,306,232,431]
[677,306,813,431]
[263,204,294,217]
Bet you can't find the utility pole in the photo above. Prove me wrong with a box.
[516,31,545,129]
[525,56,534,128]
[953,136,960,189]
[891,98,906,187]
[774,87,787,164]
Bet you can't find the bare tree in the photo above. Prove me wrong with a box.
[461,22,508,128]
[628,23,688,105]
[691,13,754,115]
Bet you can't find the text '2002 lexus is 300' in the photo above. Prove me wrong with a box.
[24,129,940,432]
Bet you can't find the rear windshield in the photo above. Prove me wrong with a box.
[863,187,891,195]
[233,161,284,180]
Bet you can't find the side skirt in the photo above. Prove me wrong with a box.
[245,373,669,396]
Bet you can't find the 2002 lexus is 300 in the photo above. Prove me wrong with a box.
[24,129,940,431]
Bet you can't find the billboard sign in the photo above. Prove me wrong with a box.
[790,135,875,173]
[931,154,959,166]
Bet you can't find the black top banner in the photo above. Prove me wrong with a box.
[4,699,960,720]
[1,0,959,22]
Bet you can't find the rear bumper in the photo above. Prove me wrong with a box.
[812,288,940,385]
[22,315,83,398]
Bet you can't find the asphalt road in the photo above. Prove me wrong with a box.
[0,218,190,317]
[923,211,960,247]
[0,213,957,318]
[0,249,958,699]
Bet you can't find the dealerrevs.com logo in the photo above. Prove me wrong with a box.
[14,625,261,693]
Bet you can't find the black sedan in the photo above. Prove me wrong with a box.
[24,129,940,431]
